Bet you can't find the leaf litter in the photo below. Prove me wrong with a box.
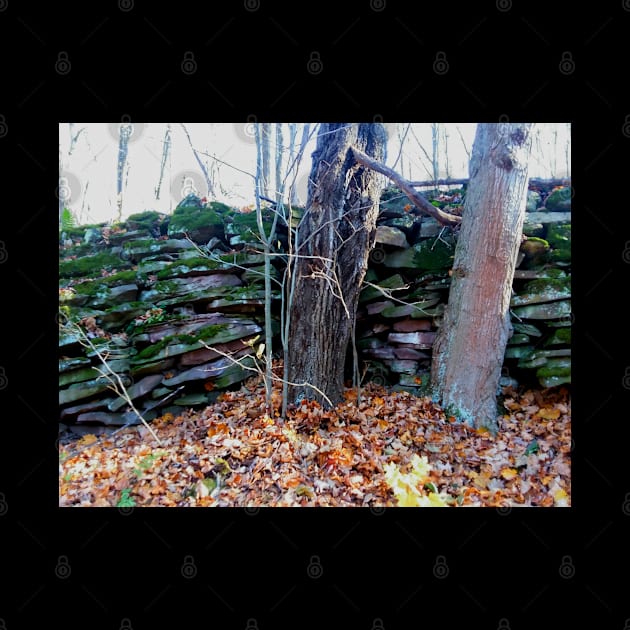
[59,376,571,507]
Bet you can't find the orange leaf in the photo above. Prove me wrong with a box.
[77,433,97,447]
[204,381,215,391]
[538,407,560,421]
[207,422,228,437]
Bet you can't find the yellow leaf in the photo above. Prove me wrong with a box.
[500,467,519,480]
[77,433,97,447]
[553,488,569,506]
[538,407,561,421]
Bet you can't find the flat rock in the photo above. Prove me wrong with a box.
[60,397,114,419]
[394,347,430,360]
[511,300,571,320]
[140,274,242,303]
[393,318,432,332]
[59,365,100,387]
[416,217,442,239]
[388,331,436,349]
[130,357,176,377]
[384,238,455,271]
[108,374,164,411]
[59,379,111,405]
[162,353,253,387]
[59,357,92,373]
[375,226,409,248]
[179,338,257,367]
[76,410,157,426]
[384,359,419,374]
[363,347,396,360]
[365,300,394,315]
[524,211,571,224]
[360,274,406,303]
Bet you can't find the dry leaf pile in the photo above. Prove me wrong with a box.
[59,377,571,507]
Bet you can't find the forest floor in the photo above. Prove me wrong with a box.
[58,374,571,507]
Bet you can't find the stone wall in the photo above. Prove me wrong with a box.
[59,185,571,430]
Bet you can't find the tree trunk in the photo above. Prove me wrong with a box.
[291,123,311,206]
[261,123,271,198]
[430,123,534,432]
[287,123,386,407]
[116,123,132,222]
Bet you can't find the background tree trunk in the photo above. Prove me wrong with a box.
[287,123,386,406]
[261,123,271,198]
[116,123,132,222]
[431,123,534,432]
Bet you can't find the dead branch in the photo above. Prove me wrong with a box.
[349,147,462,227]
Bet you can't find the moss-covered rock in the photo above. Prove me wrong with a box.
[547,222,571,265]
[536,357,571,387]
[526,190,542,212]
[511,300,571,320]
[544,187,571,212]
[510,276,570,307]
[519,237,550,268]
[168,201,227,242]
[360,274,406,303]
[126,210,168,234]
[543,326,571,346]
[384,237,455,271]
[59,250,129,279]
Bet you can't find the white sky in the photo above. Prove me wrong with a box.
[59,123,571,226]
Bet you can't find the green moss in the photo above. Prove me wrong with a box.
[72,269,138,296]
[380,186,403,203]
[152,279,180,294]
[522,276,570,294]
[200,323,231,340]
[59,250,127,278]
[133,323,230,361]
[170,206,224,231]
[155,257,219,279]
[536,364,571,379]
[134,337,172,360]
[544,326,571,346]
[126,210,165,232]
[124,238,156,250]
[545,187,571,211]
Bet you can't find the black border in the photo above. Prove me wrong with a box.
[4,3,627,628]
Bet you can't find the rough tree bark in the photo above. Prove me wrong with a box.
[287,123,386,406]
[430,122,534,432]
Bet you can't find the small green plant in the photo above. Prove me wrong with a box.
[133,452,160,477]
[116,488,136,507]
[61,207,76,232]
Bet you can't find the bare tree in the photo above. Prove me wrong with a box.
[431,123,534,432]
[179,123,216,199]
[290,123,311,206]
[261,123,272,198]
[116,122,133,222]
[431,123,440,185]
[287,123,386,406]
[155,124,172,200]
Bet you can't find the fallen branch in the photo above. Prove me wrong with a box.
[349,146,461,227]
